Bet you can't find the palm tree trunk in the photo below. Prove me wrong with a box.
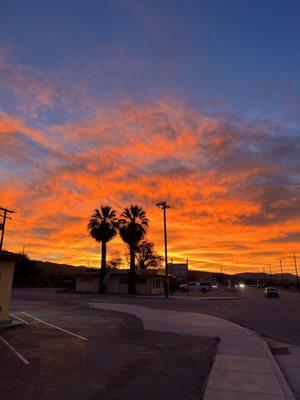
[99,240,106,293]
[128,246,136,294]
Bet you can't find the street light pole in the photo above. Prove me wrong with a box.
[156,201,170,298]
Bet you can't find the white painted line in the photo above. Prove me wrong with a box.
[284,297,297,302]
[9,313,30,324]
[21,312,88,341]
[280,295,297,302]
[0,336,30,365]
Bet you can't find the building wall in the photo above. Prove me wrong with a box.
[106,275,122,293]
[149,277,164,294]
[168,263,188,278]
[75,274,165,295]
[0,260,15,321]
[76,276,99,293]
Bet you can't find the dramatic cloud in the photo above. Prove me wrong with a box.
[0,52,299,274]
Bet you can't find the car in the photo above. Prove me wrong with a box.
[179,282,199,292]
[265,287,279,298]
[198,282,212,293]
[179,282,212,293]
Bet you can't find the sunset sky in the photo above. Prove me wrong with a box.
[1,0,299,274]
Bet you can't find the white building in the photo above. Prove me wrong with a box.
[76,269,165,295]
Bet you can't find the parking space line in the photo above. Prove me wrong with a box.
[21,312,88,341]
[0,336,30,365]
[9,313,30,324]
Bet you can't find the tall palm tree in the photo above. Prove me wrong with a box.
[87,206,118,292]
[119,205,149,294]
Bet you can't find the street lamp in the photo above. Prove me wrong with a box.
[156,201,170,298]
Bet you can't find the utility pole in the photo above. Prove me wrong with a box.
[156,201,170,298]
[262,267,265,285]
[269,264,272,284]
[279,259,284,287]
[220,266,223,287]
[0,207,14,251]
[293,253,299,287]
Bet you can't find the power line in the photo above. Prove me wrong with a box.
[6,232,26,249]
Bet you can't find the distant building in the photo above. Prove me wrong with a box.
[0,251,19,326]
[75,269,166,295]
[168,259,188,279]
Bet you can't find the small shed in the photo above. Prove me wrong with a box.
[0,251,18,326]
[76,269,166,295]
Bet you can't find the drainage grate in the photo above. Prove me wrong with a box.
[271,347,290,355]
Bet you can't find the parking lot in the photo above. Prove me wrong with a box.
[0,295,216,400]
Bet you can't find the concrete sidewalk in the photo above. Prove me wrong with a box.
[89,301,295,400]
[267,338,300,400]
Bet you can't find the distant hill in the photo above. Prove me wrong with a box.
[30,261,298,283]
[233,272,297,282]
[34,260,91,275]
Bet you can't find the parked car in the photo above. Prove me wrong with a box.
[265,287,279,298]
[179,282,212,293]
[198,282,212,293]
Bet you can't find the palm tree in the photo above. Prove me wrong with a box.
[87,206,118,292]
[119,205,149,294]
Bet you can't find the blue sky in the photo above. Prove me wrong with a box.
[1,0,300,119]
[0,1,299,270]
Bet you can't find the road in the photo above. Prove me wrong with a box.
[11,286,300,345]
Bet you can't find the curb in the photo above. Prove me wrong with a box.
[89,302,295,400]
[202,323,296,400]
[171,295,248,301]
[258,336,296,400]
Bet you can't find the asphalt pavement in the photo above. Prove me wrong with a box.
[10,287,300,345]
[0,296,216,400]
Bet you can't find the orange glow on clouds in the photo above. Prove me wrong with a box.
[1,54,299,275]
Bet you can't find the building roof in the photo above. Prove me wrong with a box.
[0,251,20,262]
[109,269,169,277]
[168,262,188,267]
[77,268,170,277]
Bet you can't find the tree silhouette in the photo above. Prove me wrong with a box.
[136,240,163,270]
[87,206,118,292]
[13,254,40,287]
[107,251,123,270]
[119,205,149,294]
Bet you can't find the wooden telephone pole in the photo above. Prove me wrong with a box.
[0,207,14,251]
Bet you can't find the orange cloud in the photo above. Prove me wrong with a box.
[0,74,299,275]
